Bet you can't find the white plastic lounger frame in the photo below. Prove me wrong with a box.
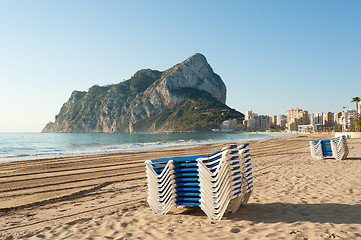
[146,160,176,214]
[309,140,323,160]
[145,144,253,222]
[227,144,253,213]
[197,147,250,222]
[331,135,349,160]
[310,136,349,160]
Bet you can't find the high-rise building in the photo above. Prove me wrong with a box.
[259,115,271,130]
[287,108,309,131]
[341,109,357,131]
[334,112,342,125]
[312,112,323,125]
[270,115,277,126]
[221,119,237,132]
[244,110,271,131]
[245,110,253,121]
[323,112,333,127]
[310,112,336,131]
[278,115,287,128]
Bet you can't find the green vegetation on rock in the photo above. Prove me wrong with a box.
[42,53,242,133]
[154,88,243,132]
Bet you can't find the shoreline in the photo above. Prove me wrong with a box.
[0,132,297,163]
[1,134,360,239]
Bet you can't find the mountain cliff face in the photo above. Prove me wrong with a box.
[42,53,244,133]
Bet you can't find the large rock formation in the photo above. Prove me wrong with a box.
[42,53,244,133]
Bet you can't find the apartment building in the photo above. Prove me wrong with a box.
[334,112,342,125]
[341,109,357,131]
[287,108,309,131]
[244,111,271,131]
[278,115,287,128]
[270,115,277,126]
[323,112,333,127]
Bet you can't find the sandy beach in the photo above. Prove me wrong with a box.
[0,134,360,239]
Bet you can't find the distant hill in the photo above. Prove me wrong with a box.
[42,53,244,133]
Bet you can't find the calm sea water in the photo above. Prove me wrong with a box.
[0,132,291,162]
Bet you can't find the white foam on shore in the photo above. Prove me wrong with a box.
[0,133,294,162]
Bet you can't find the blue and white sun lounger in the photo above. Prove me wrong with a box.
[145,144,253,222]
[310,135,349,160]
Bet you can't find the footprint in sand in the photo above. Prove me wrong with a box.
[289,230,301,235]
[324,233,339,238]
[35,234,46,239]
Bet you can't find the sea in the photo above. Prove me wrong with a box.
[0,132,292,162]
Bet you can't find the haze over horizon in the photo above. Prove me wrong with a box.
[1,0,360,132]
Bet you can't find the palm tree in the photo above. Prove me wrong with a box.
[351,97,361,115]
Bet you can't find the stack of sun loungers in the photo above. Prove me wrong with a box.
[145,143,253,222]
[309,135,349,160]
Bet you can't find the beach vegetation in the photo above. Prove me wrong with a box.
[331,124,342,132]
[355,116,361,132]
[351,96,360,116]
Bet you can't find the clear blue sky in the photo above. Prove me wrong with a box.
[1,0,360,132]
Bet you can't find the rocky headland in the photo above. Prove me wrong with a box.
[42,53,244,133]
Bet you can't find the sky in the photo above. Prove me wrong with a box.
[0,0,360,132]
